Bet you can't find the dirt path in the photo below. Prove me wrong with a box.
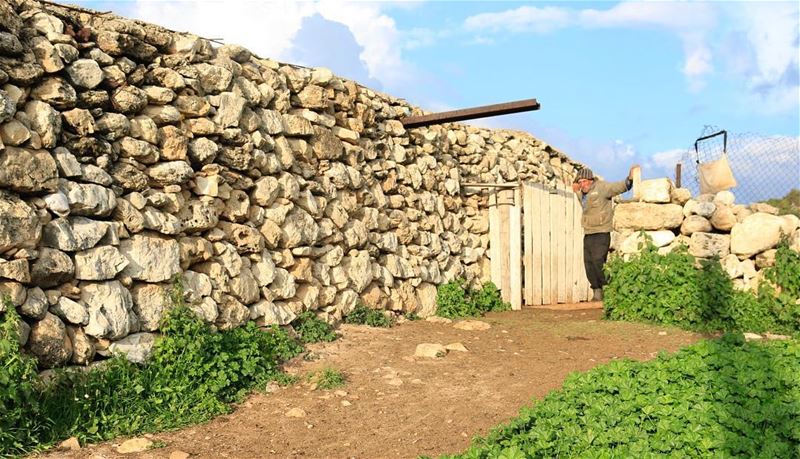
[42,306,702,459]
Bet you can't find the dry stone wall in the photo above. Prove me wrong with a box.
[0,0,582,368]
[612,179,800,292]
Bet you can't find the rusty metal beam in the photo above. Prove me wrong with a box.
[400,98,540,128]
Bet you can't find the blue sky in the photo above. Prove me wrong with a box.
[77,1,799,201]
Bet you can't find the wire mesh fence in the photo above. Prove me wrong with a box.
[680,125,800,204]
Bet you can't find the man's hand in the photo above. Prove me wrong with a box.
[571,182,580,193]
[628,164,640,180]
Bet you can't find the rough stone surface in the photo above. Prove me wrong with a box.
[120,233,181,282]
[689,232,730,259]
[731,213,784,257]
[0,147,58,193]
[31,247,74,288]
[414,343,447,358]
[74,246,129,280]
[614,203,684,231]
[109,332,156,364]
[636,178,671,203]
[27,313,72,368]
[82,281,136,340]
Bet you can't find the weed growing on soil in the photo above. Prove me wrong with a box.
[405,312,421,321]
[604,240,800,335]
[345,303,395,328]
[0,281,304,456]
[436,279,510,319]
[293,311,338,343]
[0,297,46,457]
[312,368,347,390]
[446,334,800,458]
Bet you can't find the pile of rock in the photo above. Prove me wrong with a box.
[0,0,581,368]
[612,178,800,292]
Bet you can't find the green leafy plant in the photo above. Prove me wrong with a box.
[405,312,421,321]
[345,303,395,328]
[312,367,346,390]
[0,281,304,456]
[764,188,800,218]
[603,240,800,335]
[293,311,337,343]
[436,279,510,319]
[445,335,800,458]
[0,298,48,456]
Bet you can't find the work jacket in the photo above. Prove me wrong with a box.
[578,179,632,234]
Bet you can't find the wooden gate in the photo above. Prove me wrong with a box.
[488,182,591,308]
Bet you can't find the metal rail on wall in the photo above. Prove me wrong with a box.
[400,99,540,129]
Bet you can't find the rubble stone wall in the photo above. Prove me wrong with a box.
[0,0,582,368]
[611,179,800,292]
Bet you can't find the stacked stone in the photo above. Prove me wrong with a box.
[0,0,582,369]
[612,178,800,293]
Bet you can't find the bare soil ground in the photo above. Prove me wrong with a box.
[41,305,702,459]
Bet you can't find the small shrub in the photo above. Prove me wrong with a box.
[604,239,800,335]
[345,303,395,328]
[293,311,337,343]
[404,312,421,321]
[446,336,800,458]
[313,368,346,390]
[0,280,305,456]
[0,298,48,456]
[436,279,510,319]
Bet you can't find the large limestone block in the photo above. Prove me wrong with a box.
[251,300,296,326]
[416,282,438,317]
[0,147,58,192]
[0,192,40,252]
[31,247,74,288]
[731,213,784,258]
[710,206,737,231]
[342,250,372,293]
[635,178,671,203]
[51,297,88,325]
[215,295,249,330]
[120,233,181,282]
[66,326,94,365]
[619,230,676,254]
[82,281,136,340]
[74,246,129,280]
[109,332,156,364]
[26,313,72,368]
[614,203,684,231]
[41,217,108,252]
[130,283,171,332]
[60,181,117,217]
[689,232,730,259]
[781,214,800,236]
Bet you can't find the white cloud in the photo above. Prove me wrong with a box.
[122,0,414,91]
[464,6,574,33]
[721,2,800,114]
[127,1,316,61]
[578,2,715,31]
[463,2,799,113]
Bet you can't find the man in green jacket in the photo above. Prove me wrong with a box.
[571,166,637,301]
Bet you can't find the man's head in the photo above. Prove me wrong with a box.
[575,168,595,193]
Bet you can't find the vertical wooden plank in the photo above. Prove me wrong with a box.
[541,185,552,304]
[556,184,567,303]
[572,194,585,302]
[565,185,575,304]
[531,184,543,306]
[489,192,502,293]
[523,183,534,305]
[509,187,522,310]
[549,188,559,304]
[498,189,512,303]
